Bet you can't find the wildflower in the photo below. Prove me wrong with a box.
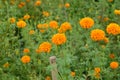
[114,9,120,15]
[17,20,26,28]
[40,29,45,33]
[58,22,72,33]
[94,68,100,73]
[23,14,30,20]
[42,11,50,17]
[43,23,49,28]
[103,17,109,22]
[94,67,100,79]
[10,17,15,24]
[26,0,30,2]
[70,71,75,77]
[23,48,30,53]
[49,20,58,29]
[21,55,30,64]
[110,61,119,69]
[90,29,105,41]
[3,62,10,68]
[103,37,109,43]
[37,24,43,29]
[108,0,113,2]
[106,23,120,35]
[52,33,67,45]
[109,54,115,59]
[38,42,51,53]
[65,3,70,8]
[29,30,35,35]
[79,17,94,29]
[35,0,41,6]
[45,76,51,80]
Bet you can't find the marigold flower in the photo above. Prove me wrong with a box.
[43,23,49,28]
[38,42,51,53]
[35,0,41,6]
[114,9,120,15]
[108,0,113,2]
[58,22,72,33]
[103,37,109,43]
[26,0,30,2]
[65,3,70,8]
[23,48,30,53]
[79,17,94,29]
[45,76,51,80]
[94,73,100,79]
[49,20,58,29]
[17,20,26,28]
[52,33,67,45]
[40,29,45,33]
[23,14,30,20]
[109,54,115,59]
[106,23,120,35]
[10,17,15,24]
[110,61,119,69]
[90,29,105,41]
[36,49,41,54]
[37,24,43,29]
[3,62,10,68]
[70,71,75,77]
[29,30,35,35]
[42,11,50,17]
[94,67,100,73]
[21,55,30,64]
[103,17,109,22]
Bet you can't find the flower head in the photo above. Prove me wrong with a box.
[109,54,115,59]
[38,42,51,53]
[52,33,67,45]
[42,11,50,17]
[45,76,51,80]
[29,30,35,35]
[79,17,94,29]
[10,17,15,23]
[23,14,30,20]
[70,71,75,77]
[35,0,41,6]
[23,48,30,53]
[49,20,58,29]
[114,9,120,15]
[21,55,30,64]
[17,20,26,28]
[110,61,119,69]
[90,29,105,41]
[65,3,70,8]
[3,62,10,68]
[106,23,120,35]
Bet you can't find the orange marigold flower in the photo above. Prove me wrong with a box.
[17,20,26,28]
[36,49,41,54]
[43,23,49,28]
[21,55,30,64]
[90,29,105,41]
[49,20,58,29]
[26,0,30,2]
[79,17,94,29]
[10,17,15,24]
[103,17,109,22]
[108,0,113,2]
[40,29,45,33]
[65,3,70,8]
[35,0,41,6]
[20,2,25,6]
[58,22,72,33]
[103,37,109,43]
[110,61,119,69]
[114,9,120,15]
[70,71,75,77]
[38,42,51,53]
[106,23,120,35]
[52,33,67,45]
[94,72,100,79]
[94,67,100,73]
[109,54,115,59]
[29,30,35,35]
[42,11,50,17]
[37,24,43,29]
[23,48,30,53]
[3,62,10,68]
[45,76,51,80]
[23,14,30,20]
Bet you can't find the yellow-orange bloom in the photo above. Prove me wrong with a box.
[70,71,75,77]
[10,17,15,24]
[23,48,30,53]
[23,14,30,20]
[90,29,105,41]
[110,61,119,69]
[106,23,120,35]
[114,9,120,15]
[26,0,30,2]
[108,0,113,2]
[109,54,115,59]
[79,17,94,29]
[36,49,41,54]
[65,3,70,8]
[29,30,35,35]
[38,42,51,53]
[35,0,41,6]
[17,20,26,28]
[42,11,50,17]
[3,62,10,68]
[58,22,72,33]
[103,37,109,43]
[21,55,30,64]
[49,20,58,29]
[94,67,100,73]
[52,33,67,45]
[45,76,51,80]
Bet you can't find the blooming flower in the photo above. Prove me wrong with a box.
[79,17,94,29]
[45,76,51,80]
[23,48,30,53]
[109,54,115,59]
[38,42,51,53]
[94,67,100,79]
[3,62,10,68]
[10,17,15,23]
[29,30,35,35]
[106,23,120,35]
[70,71,75,77]
[103,37,109,43]
[42,11,50,17]
[35,0,41,6]
[52,33,67,45]
[21,55,31,64]
[110,61,119,69]
[23,14,30,20]
[65,3,70,8]
[114,9,120,15]
[90,29,105,41]
[49,20,58,29]
[17,20,26,28]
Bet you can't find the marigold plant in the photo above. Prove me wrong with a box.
[110,62,119,69]
[21,55,31,64]
[49,20,58,29]
[17,20,26,28]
